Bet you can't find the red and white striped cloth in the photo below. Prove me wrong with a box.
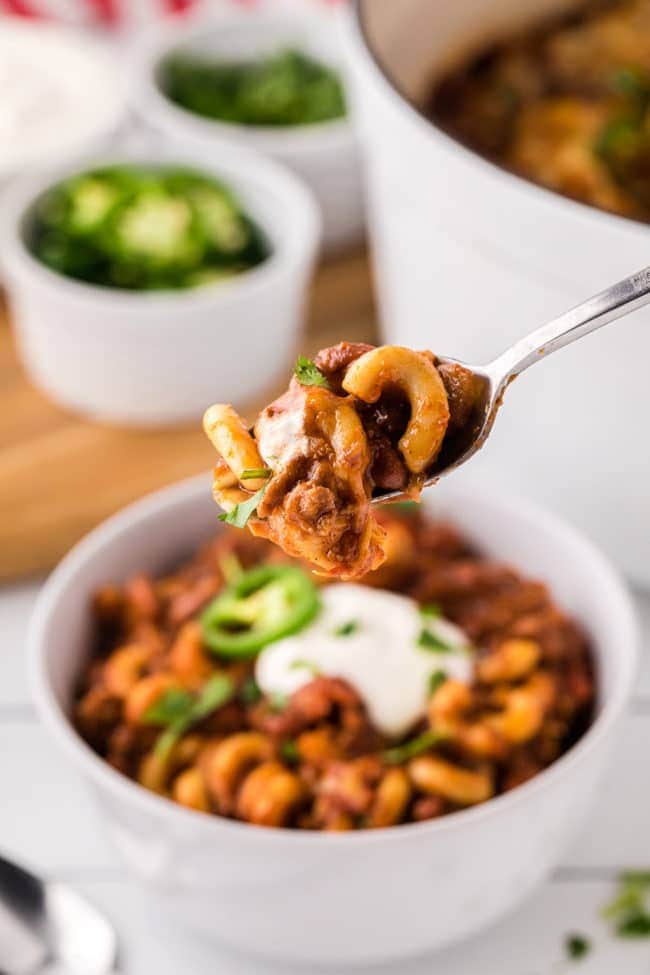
[0,0,342,26]
[0,0,201,24]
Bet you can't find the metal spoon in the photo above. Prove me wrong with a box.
[0,853,118,975]
[371,264,650,504]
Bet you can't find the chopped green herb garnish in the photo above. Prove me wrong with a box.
[389,500,418,514]
[621,871,650,885]
[290,659,321,676]
[333,620,359,637]
[294,355,330,389]
[280,740,299,764]
[144,688,193,726]
[617,913,650,937]
[240,677,262,705]
[144,674,235,758]
[565,933,591,960]
[270,691,289,713]
[428,670,447,695]
[611,66,650,103]
[383,730,446,765]
[193,674,236,718]
[418,628,453,653]
[218,485,266,528]
[602,871,650,939]
[420,603,442,619]
[160,48,346,128]
[240,468,272,480]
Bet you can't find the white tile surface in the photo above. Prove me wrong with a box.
[2,579,650,973]
[45,878,650,975]
[0,721,115,873]
[0,581,41,709]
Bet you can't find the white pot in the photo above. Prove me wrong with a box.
[0,145,320,426]
[29,475,637,965]
[343,0,650,586]
[133,6,364,253]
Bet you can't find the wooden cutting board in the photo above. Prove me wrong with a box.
[0,250,378,581]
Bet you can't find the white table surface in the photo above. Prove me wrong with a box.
[2,580,650,975]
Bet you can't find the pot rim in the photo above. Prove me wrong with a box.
[350,0,650,239]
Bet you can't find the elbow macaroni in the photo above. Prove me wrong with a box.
[342,346,450,473]
[203,404,268,492]
[408,755,494,806]
[203,344,454,577]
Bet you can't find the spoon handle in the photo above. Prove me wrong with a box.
[490,265,650,384]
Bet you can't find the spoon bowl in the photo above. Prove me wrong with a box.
[0,853,118,975]
[371,360,496,505]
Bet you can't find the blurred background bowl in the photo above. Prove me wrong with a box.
[0,21,126,183]
[343,0,650,586]
[133,5,364,254]
[1,144,320,426]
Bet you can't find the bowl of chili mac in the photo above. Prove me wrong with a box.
[29,474,637,963]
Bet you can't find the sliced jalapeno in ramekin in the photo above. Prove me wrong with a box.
[201,565,320,658]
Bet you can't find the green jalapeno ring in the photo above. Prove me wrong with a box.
[201,565,321,658]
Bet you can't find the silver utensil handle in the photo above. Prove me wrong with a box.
[490,265,650,382]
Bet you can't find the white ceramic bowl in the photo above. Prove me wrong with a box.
[343,0,650,585]
[133,6,364,253]
[0,22,126,182]
[29,475,638,965]
[0,146,320,426]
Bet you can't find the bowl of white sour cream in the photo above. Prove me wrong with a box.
[0,23,126,183]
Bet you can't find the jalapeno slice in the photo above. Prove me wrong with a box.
[201,565,321,658]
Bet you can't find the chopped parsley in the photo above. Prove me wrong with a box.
[565,933,591,960]
[617,914,650,937]
[144,688,193,725]
[333,620,359,637]
[418,628,454,653]
[218,485,266,528]
[603,871,650,938]
[239,677,262,705]
[389,500,418,514]
[420,603,442,619]
[290,659,321,676]
[280,740,299,764]
[144,674,235,758]
[240,468,272,480]
[428,670,447,695]
[294,355,330,389]
[383,729,446,765]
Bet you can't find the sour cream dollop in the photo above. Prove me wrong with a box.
[255,584,473,738]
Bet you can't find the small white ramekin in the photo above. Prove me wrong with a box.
[29,475,638,965]
[0,22,126,182]
[1,145,320,426]
[132,5,364,253]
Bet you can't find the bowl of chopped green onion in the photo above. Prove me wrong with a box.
[133,8,364,251]
[1,146,320,424]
